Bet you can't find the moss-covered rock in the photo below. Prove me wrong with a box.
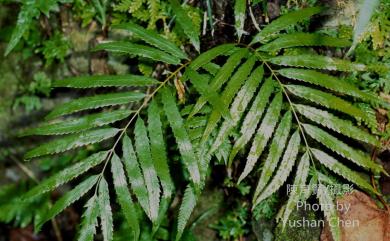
[274,207,321,241]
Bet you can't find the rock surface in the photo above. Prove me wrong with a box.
[321,191,390,241]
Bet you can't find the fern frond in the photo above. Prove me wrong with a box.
[38,175,99,230]
[303,124,383,172]
[148,100,174,198]
[311,148,377,194]
[98,178,114,241]
[77,196,99,241]
[146,0,161,29]
[201,55,257,142]
[22,110,132,136]
[228,77,274,164]
[259,33,350,52]
[46,92,144,120]
[134,117,161,221]
[253,130,301,207]
[278,68,382,105]
[110,154,140,241]
[161,87,201,186]
[185,115,208,129]
[201,62,221,75]
[186,69,232,121]
[23,151,108,200]
[113,22,188,59]
[5,0,38,56]
[286,85,371,123]
[270,54,366,71]
[53,75,159,88]
[282,152,310,227]
[294,104,380,146]
[189,48,249,117]
[16,7,388,240]
[188,44,237,70]
[209,65,264,154]
[317,184,341,241]
[253,111,292,198]
[94,42,181,64]
[238,92,283,183]
[234,0,246,40]
[25,128,120,159]
[176,185,197,241]
[122,135,151,220]
[251,6,323,44]
[169,0,200,51]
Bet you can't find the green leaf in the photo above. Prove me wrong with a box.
[234,0,246,40]
[286,85,371,123]
[98,178,113,241]
[259,33,350,52]
[77,196,99,241]
[303,124,383,172]
[25,128,119,159]
[278,68,381,104]
[53,75,159,88]
[23,151,108,200]
[202,55,257,142]
[228,77,274,165]
[46,92,144,120]
[38,175,99,230]
[317,184,342,241]
[251,6,323,44]
[186,69,232,121]
[22,110,132,136]
[311,148,377,194]
[202,62,221,76]
[111,154,140,241]
[134,117,161,221]
[208,48,252,96]
[185,116,207,129]
[148,100,174,198]
[282,152,310,227]
[238,92,283,183]
[270,54,366,71]
[5,0,39,56]
[176,185,197,241]
[189,44,237,70]
[254,130,301,207]
[209,66,264,155]
[113,22,188,59]
[122,135,151,220]
[94,42,181,64]
[169,0,200,51]
[91,0,107,27]
[253,111,292,199]
[294,104,380,146]
[189,48,249,117]
[348,0,380,55]
[161,87,201,186]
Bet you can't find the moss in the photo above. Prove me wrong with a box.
[274,207,321,241]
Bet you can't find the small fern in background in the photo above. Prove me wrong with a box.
[15,3,389,241]
[113,0,165,29]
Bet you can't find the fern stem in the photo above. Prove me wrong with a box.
[241,44,319,171]
[94,62,191,194]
